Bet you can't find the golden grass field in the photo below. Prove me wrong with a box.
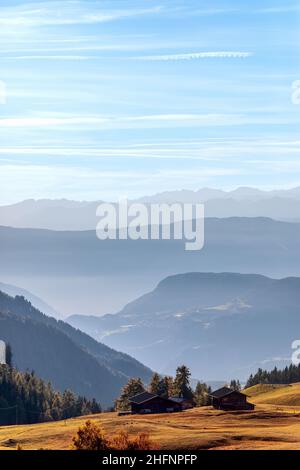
[3,383,300,450]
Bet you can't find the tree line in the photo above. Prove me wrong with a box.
[0,363,101,425]
[115,365,212,410]
[246,363,300,388]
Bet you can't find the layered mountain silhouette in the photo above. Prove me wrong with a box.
[0,291,152,407]
[1,186,300,231]
[1,217,300,314]
[0,281,60,318]
[68,272,300,382]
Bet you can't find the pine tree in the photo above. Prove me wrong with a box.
[115,378,145,411]
[173,365,194,400]
[5,343,12,368]
[90,398,102,414]
[0,364,101,425]
[245,363,300,388]
[158,376,174,398]
[194,382,211,406]
[230,379,241,391]
[149,373,172,397]
[149,373,161,395]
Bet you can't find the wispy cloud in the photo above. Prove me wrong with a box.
[1,112,297,130]
[256,5,300,14]
[0,1,162,27]
[0,163,242,205]
[1,139,299,166]
[2,50,254,62]
[0,146,220,161]
[0,81,6,104]
[0,113,248,129]
[131,51,253,61]
[3,55,92,61]
[181,8,239,17]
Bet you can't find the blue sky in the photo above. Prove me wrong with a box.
[0,0,299,203]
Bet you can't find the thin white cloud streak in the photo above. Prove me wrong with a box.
[0,147,221,161]
[129,138,300,148]
[181,4,300,16]
[131,51,253,61]
[251,161,300,173]
[0,113,298,130]
[0,116,108,127]
[189,5,300,15]
[0,2,162,27]
[2,51,253,61]
[1,138,299,162]
[182,8,239,17]
[3,55,93,61]
[2,1,292,31]
[0,164,242,190]
[0,40,207,54]
[0,164,242,202]
[2,34,154,44]
[0,113,246,131]
[257,5,300,14]
[0,81,6,104]
[0,114,239,128]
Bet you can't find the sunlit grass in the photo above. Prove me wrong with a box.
[2,402,300,450]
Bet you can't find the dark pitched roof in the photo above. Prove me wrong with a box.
[128,391,157,404]
[210,387,245,398]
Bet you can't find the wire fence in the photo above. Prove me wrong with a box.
[0,403,84,425]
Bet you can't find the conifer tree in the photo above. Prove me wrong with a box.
[173,365,194,400]
[230,379,241,391]
[5,343,12,368]
[0,364,101,425]
[149,373,161,395]
[115,378,145,411]
[149,373,172,397]
[163,376,174,398]
[194,382,211,406]
[245,363,300,388]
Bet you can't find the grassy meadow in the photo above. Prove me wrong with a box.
[3,382,300,450]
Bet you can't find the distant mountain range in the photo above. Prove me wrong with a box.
[0,290,152,407]
[67,272,300,382]
[138,186,300,204]
[1,186,300,231]
[1,217,300,315]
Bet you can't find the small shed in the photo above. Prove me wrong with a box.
[129,392,182,414]
[169,397,194,410]
[210,387,255,411]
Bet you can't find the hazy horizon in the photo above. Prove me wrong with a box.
[0,0,299,205]
[3,183,300,206]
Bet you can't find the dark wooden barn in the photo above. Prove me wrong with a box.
[129,392,182,414]
[210,387,255,411]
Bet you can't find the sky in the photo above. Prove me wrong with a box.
[0,0,299,204]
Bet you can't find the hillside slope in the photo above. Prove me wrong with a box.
[0,291,152,407]
[0,281,60,318]
[68,272,300,380]
[2,407,300,450]
[2,217,300,314]
[245,383,300,406]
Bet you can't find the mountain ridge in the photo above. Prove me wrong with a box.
[1,217,300,315]
[67,272,300,381]
[0,281,60,318]
[0,290,152,407]
[2,186,300,231]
